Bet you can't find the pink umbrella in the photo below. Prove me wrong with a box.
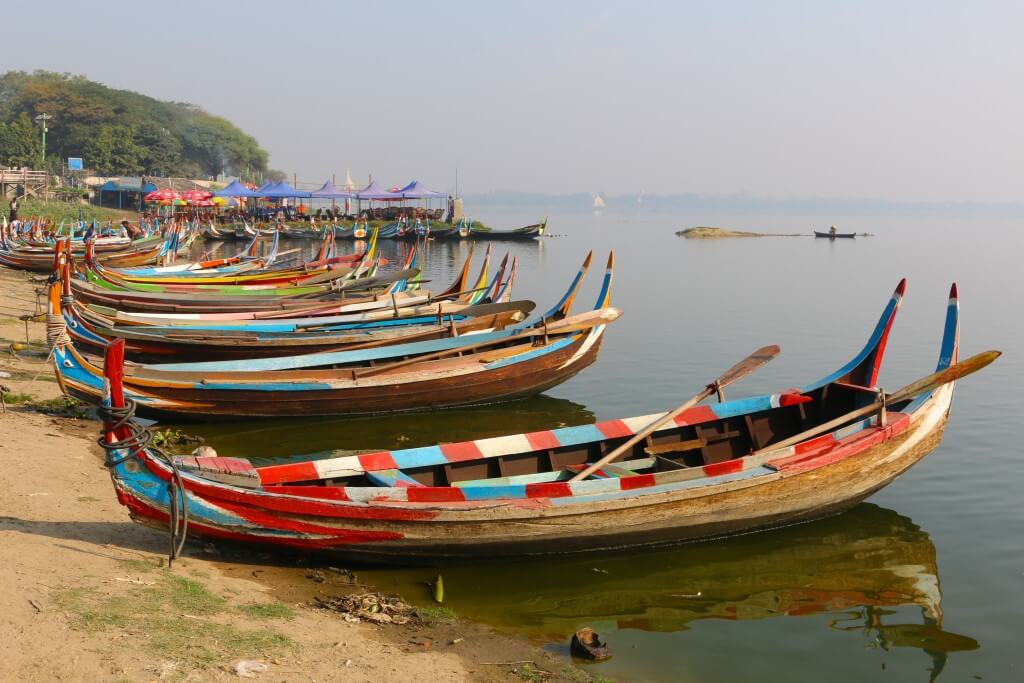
[181,189,214,203]
[144,189,181,202]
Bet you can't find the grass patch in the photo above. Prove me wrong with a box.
[57,573,292,668]
[414,605,459,626]
[118,557,161,573]
[236,602,296,620]
[0,391,33,404]
[511,663,551,682]
[30,395,90,418]
[156,574,226,615]
[18,198,136,224]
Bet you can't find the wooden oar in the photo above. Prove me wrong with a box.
[758,349,1001,453]
[569,345,781,483]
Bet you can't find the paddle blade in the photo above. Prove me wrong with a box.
[889,350,1001,404]
[714,345,781,390]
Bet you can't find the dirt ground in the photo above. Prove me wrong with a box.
[0,266,595,682]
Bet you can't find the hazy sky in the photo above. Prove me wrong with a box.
[6,1,1022,201]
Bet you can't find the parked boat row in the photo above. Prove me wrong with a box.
[203,217,546,242]
[0,213,998,565]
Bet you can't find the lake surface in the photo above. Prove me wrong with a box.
[179,207,1023,682]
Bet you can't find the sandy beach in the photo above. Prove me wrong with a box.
[0,266,591,683]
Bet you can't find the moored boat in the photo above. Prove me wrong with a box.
[94,280,997,560]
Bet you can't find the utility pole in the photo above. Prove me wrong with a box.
[34,113,52,165]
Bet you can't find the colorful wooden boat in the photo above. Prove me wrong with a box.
[467,218,546,240]
[815,229,856,239]
[56,253,619,418]
[94,280,996,559]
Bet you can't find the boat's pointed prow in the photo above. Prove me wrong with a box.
[940,282,960,369]
[803,279,907,391]
[594,251,615,309]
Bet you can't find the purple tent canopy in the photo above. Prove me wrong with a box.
[213,179,261,198]
[397,180,447,199]
[310,180,354,199]
[261,181,311,199]
[355,180,400,201]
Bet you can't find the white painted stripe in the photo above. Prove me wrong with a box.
[475,434,533,458]
[315,455,366,478]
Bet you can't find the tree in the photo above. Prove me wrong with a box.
[0,70,271,177]
[133,122,183,176]
[0,112,42,167]
[84,124,144,176]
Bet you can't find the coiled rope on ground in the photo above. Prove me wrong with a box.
[97,399,189,566]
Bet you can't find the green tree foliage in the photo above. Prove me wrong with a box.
[0,112,42,166]
[0,71,269,179]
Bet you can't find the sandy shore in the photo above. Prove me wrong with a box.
[0,266,593,682]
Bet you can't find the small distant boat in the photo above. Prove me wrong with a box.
[815,225,856,240]
[593,195,606,210]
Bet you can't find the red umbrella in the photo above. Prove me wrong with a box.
[144,189,181,202]
[181,189,214,203]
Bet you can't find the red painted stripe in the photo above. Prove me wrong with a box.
[260,485,350,501]
[525,430,560,451]
[771,414,911,474]
[405,487,467,503]
[703,458,743,477]
[779,393,812,407]
[258,461,320,485]
[525,482,573,498]
[674,405,716,426]
[358,451,397,471]
[792,433,837,455]
[176,471,438,521]
[440,441,484,463]
[619,473,657,490]
[596,419,633,439]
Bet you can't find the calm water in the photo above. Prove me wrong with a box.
[178,208,1023,682]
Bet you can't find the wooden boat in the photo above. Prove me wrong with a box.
[73,246,502,327]
[53,256,530,362]
[432,218,546,241]
[55,253,619,419]
[467,218,546,240]
[94,279,997,559]
[815,230,856,239]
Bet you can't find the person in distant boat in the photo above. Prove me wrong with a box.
[121,219,142,239]
[829,225,837,238]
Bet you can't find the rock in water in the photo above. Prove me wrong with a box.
[570,627,612,661]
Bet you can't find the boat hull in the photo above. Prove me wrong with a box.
[109,384,950,560]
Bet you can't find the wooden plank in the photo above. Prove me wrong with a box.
[644,438,707,456]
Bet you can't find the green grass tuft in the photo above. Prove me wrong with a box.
[414,605,459,626]
[0,391,34,404]
[236,602,296,620]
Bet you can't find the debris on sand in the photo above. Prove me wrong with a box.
[313,592,413,625]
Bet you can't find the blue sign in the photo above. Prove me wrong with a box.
[68,157,83,171]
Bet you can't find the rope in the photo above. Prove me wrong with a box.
[97,399,189,566]
[45,313,71,347]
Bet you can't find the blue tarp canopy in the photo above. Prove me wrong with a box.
[214,179,261,198]
[310,179,354,199]
[261,181,311,199]
[397,180,446,199]
[355,180,400,200]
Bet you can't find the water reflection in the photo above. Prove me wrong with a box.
[355,504,977,681]
[170,394,594,462]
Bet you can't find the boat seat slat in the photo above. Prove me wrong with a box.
[365,469,426,488]
[644,438,707,456]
